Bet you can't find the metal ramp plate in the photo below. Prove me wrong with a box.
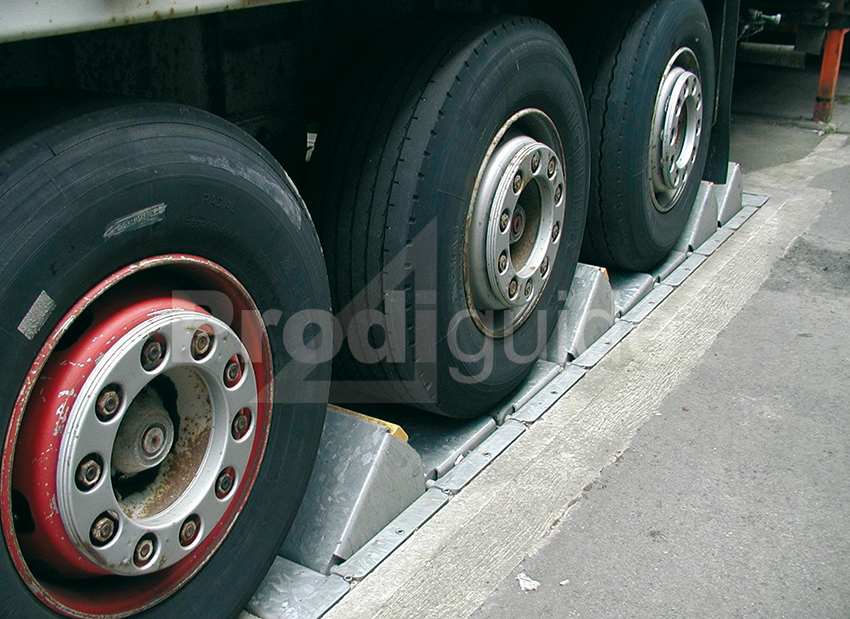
[281,409,425,574]
[250,167,749,619]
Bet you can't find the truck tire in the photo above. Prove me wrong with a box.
[309,16,589,418]
[567,0,715,271]
[0,97,330,618]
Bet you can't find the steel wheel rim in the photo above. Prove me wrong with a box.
[464,108,567,338]
[649,47,703,213]
[1,255,273,618]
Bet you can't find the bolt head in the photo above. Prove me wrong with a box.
[508,279,518,298]
[512,172,523,193]
[547,158,557,178]
[499,212,510,232]
[179,516,200,547]
[224,358,241,386]
[141,425,166,456]
[191,329,212,359]
[96,388,121,420]
[498,252,508,274]
[552,222,560,242]
[531,151,541,172]
[540,257,550,276]
[232,409,252,440]
[554,185,563,204]
[524,281,533,297]
[141,338,164,371]
[90,513,118,546]
[216,468,235,499]
[76,458,102,490]
[134,536,156,567]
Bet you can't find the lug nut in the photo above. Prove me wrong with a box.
[552,222,561,242]
[499,211,510,232]
[96,387,122,421]
[191,328,213,360]
[231,408,252,440]
[498,251,508,274]
[547,157,557,178]
[215,467,236,499]
[90,512,118,546]
[224,357,242,387]
[133,534,157,567]
[512,172,523,193]
[540,256,550,277]
[554,184,563,204]
[179,515,200,547]
[75,456,102,490]
[141,337,165,371]
[524,281,533,297]
[141,424,167,457]
[531,151,541,172]
[508,278,519,299]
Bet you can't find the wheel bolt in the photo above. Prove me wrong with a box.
[552,222,560,242]
[555,184,563,204]
[547,157,557,178]
[215,467,236,499]
[531,151,541,172]
[134,534,156,567]
[499,211,510,232]
[498,251,508,274]
[96,387,122,421]
[224,357,242,387]
[75,456,102,490]
[90,512,118,546]
[141,337,165,371]
[191,328,213,360]
[512,172,523,193]
[179,515,200,547]
[508,278,519,299]
[232,408,252,440]
[540,256,550,277]
[141,425,166,456]
[524,281,533,297]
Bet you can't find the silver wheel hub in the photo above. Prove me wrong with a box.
[468,125,565,316]
[56,310,258,575]
[649,48,703,213]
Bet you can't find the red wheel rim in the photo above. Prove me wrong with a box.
[1,255,274,618]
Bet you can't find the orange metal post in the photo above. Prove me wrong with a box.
[814,27,849,123]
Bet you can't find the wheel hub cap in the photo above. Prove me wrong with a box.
[650,48,703,213]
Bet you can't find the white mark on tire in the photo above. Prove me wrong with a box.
[103,203,167,239]
[18,290,56,340]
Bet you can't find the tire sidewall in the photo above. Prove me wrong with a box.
[621,0,716,261]
[0,103,330,618]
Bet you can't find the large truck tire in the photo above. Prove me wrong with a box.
[309,15,589,419]
[0,98,331,618]
[567,0,716,272]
